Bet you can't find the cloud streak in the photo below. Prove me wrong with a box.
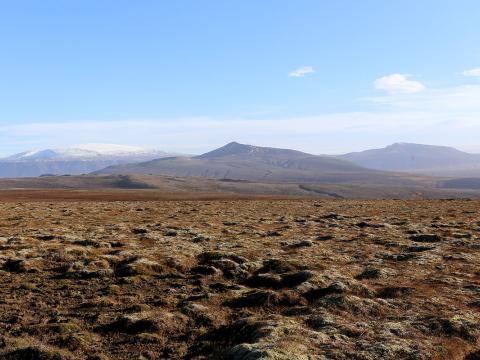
[288,66,315,77]
[1,109,480,156]
[1,72,479,156]
[463,68,480,77]
[365,84,480,112]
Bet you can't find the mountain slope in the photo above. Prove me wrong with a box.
[95,142,430,186]
[340,143,480,176]
[0,144,179,178]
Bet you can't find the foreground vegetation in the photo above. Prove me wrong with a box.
[0,199,479,359]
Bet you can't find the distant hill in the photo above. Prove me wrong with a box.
[0,144,180,178]
[95,142,431,186]
[0,173,479,200]
[340,143,480,176]
[438,178,480,190]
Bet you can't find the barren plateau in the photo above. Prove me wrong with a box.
[0,198,479,359]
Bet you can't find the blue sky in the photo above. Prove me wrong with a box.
[1,0,480,156]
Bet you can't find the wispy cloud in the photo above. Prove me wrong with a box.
[463,68,480,77]
[288,66,315,77]
[2,110,480,156]
[2,72,480,156]
[365,84,480,112]
[374,73,426,94]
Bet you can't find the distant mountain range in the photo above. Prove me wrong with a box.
[340,142,480,176]
[0,144,179,178]
[95,142,429,186]
[3,141,480,181]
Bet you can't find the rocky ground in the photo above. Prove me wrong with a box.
[0,199,479,359]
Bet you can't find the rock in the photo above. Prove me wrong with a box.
[36,234,56,241]
[135,333,164,345]
[191,265,218,276]
[376,286,414,299]
[198,251,233,264]
[227,290,303,308]
[209,282,242,292]
[227,343,298,360]
[180,303,214,326]
[4,345,71,360]
[227,290,282,308]
[256,259,301,274]
[164,229,178,236]
[127,304,152,313]
[356,221,386,228]
[356,268,384,280]
[191,235,210,243]
[41,322,81,335]
[280,271,314,288]
[2,258,41,273]
[469,299,480,308]
[304,282,347,301]
[72,239,111,248]
[383,322,408,337]
[465,350,480,360]
[409,234,442,242]
[382,253,417,261]
[452,232,474,239]
[111,315,160,334]
[421,315,479,341]
[210,259,240,271]
[102,311,186,335]
[286,240,313,249]
[221,317,314,360]
[247,264,313,289]
[315,234,335,241]
[63,268,113,280]
[304,314,336,330]
[404,245,435,252]
[264,230,281,237]
[114,257,163,277]
[323,213,344,220]
[132,228,148,234]
[316,295,382,316]
[198,259,247,279]
[196,252,249,279]
[245,273,283,289]
[3,258,28,273]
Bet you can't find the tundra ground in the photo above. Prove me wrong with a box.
[0,198,479,359]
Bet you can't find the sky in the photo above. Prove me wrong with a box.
[0,0,480,156]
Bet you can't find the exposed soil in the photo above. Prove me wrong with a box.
[0,198,479,359]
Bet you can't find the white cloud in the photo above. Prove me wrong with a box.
[463,68,480,77]
[374,73,426,94]
[288,66,315,77]
[365,85,480,112]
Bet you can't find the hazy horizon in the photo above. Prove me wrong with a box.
[1,1,479,156]
[1,140,480,159]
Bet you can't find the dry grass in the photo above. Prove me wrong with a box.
[0,198,479,359]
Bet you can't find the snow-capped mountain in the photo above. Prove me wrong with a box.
[0,144,180,178]
[4,144,170,161]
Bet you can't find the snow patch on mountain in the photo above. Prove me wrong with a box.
[3,144,170,161]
